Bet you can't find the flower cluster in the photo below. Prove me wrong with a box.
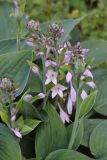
[26,20,96,124]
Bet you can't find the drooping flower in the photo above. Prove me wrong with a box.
[11,128,22,138]
[86,81,96,89]
[67,82,77,114]
[51,84,66,98]
[32,66,39,74]
[45,70,58,85]
[81,90,88,100]
[66,72,72,83]
[58,103,70,124]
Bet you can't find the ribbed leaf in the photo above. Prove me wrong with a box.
[89,120,107,159]
[45,149,92,160]
[0,123,22,160]
[35,104,67,159]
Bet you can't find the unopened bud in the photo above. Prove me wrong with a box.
[23,94,33,102]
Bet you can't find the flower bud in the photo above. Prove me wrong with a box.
[27,20,40,32]
[23,94,33,102]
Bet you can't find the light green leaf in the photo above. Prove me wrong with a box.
[82,39,107,67]
[0,110,9,124]
[93,68,107,115]
[89,120,107,159]
[79,91,97,118]
[0,123,22,160]
[35,104,67,159]
[82,119,104,147]
[21,119,41,135]
[45,149,92,160]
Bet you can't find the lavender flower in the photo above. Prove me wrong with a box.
[86,81,96,89]
[45,70,58,85]
[32,66,39,74]
[58,103,70,124]
[67,82,77,114]
[83,68,93,79]
[11,108,17,122]
[45,60,57,67]
[51,84,66,98]
[11,128,22,138]
[66,72,72,83]
[81,90,88,100]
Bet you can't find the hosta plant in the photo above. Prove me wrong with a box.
[0,1,107,160]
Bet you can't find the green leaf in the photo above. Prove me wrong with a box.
[35,104,67,159]
[0,50,32,95]
[0,110,9,124]
[0,123,22,160]
[79,91,97,118]
[25,72,43,93]
[21,119,41,135]
[82,39,107,67]
[41,17,84,43]
[45,149,92,160]
[89,120,107,159]
[93,68,107,116]
[67,119,84,150]
[82,119,104,147]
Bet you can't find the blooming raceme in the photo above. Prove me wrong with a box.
[26,21,96,123]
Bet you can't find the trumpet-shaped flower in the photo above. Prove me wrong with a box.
[51,84,66,98]
[66,72,72,83]
[58,103,70,123]
[67,82,77,114]
[45,70,58,85]
[83,68,93,79]
[81,90,88,100]
[86,81,96,89]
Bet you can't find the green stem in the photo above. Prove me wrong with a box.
[68,105,80,149]
[42,56,47,109]
[68,83,83,149]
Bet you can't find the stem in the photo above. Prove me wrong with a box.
[68,105,80,149]
[54,40,59,108]
[42,56,47,109]
[68,82,83,149]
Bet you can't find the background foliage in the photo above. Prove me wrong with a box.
[25,0,107,40]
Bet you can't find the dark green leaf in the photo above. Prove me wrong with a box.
[89,120,107,159]
[45,149,92,160]
[35,104,67,159]
[0,123,22,160]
